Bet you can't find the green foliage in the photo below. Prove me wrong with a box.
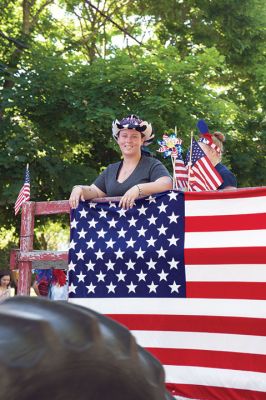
[0,0,265,251]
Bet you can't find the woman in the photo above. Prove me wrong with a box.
[33,269,68,300]
[69,115,172,209]
[0,270,11,302]
[197,131,237,190]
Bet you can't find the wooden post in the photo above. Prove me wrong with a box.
[17,201,35,295]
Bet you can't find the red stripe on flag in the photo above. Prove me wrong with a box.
[166,383,266,400]
[185,247,266,264]
[185,187,266,200]
[185,213,266,232]
[107,314,266,336]
[187,282,266,300]
[148,348,266,373]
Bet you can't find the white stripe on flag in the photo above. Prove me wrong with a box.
[185,229,266,248]
[164,365,266,392]
[186,265,266,282]
[69,298,266,318]
[186,196,266,216]
[132,330,266,355]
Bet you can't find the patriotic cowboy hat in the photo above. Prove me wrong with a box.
[112,114,154,146]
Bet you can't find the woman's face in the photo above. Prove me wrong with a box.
[117,129,144,156]
[0,275,11,288]
[198,142,221,165]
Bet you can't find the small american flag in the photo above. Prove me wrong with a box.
[14,165,30,215]
[173,148,188,191]
[185,139,223,191]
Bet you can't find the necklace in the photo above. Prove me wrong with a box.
[117,159,140,183]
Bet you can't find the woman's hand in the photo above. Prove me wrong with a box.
[119,185,139,209]
[69,186,85,209]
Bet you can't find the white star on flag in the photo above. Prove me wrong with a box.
[107,218,118,228]
[136,270,147,281]
[147,281,158,293]
[117,208,127,217]
[76,272,86,282]
[158,202,168,213]
[97,228,107,238]
[69,240,77,250]
[86,282,96,293]
[147,214,157,225]
[127,281,137,293]
[86,261,95,271]
[168,258,179,269]
[117,227,127,238]
[167,235,179,246]
[79,208,88,218]
[138,205,148,215]
[96,271,106,282]
[169,281,181,293]
[116,271,127,281]
[105,260,115,270]
[157,224,168,235]
[137,226,147,237]
[129,216,137,227]
[95,249,104,259]
[88,218,97,228]
[146,258,157,270]
[168,191,178,200]
[156,247,167,258]
[157,270,169,281]
[106,282,116,293]
[126,259,135,270]
[105,238,116,248]
[86,239,95,249]
[99,209,107,218]
[68,261,76,271]
[68,282,77,293]
[77,228,87,239]
[146,236,157,247]
[126,237,136,248]
[135,247,145,258]
[71,219,78,229]
[168,212,179,223]
[115,248,124,259]
[76,249,85,260]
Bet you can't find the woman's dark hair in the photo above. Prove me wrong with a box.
[0,270,11,287]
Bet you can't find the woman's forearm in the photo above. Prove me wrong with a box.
[137,177,172,197]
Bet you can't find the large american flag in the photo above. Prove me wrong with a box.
[14,165,30,215]
[68,188,266,400]
[185,139,223,191]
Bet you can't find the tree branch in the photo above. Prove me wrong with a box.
[84,0,143,46]
[0,30,29,49]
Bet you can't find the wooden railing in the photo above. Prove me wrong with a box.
[10,200,70,295]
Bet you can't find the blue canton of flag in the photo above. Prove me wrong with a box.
[68,191,186,298]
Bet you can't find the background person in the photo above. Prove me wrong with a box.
[33,268,68,300]
[198,131,237,190]
[0,270,12,302]
[69,115,172,209]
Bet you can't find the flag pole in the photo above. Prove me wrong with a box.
[187,130,193,191]
[171,126,177,190]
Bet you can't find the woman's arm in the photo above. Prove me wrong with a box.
[220,186,237,191]
[32,281,40,296]
[69,184,106,209]
[119,176,172,209]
